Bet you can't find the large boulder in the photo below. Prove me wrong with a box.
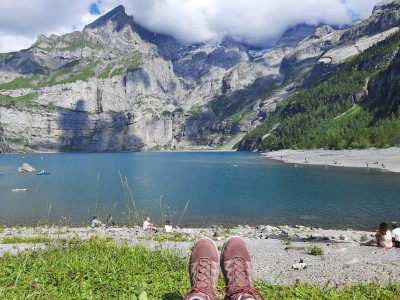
[18,163,36,172]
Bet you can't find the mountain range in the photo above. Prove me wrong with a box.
[0,1,399,153]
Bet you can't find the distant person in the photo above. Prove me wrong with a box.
[106,214,115,227]
[375,222,392,248]
[91,216,101,228]
[142,217,155,231]
[183,236,265,300]
[391,221,400,248]
[164,220,172,233]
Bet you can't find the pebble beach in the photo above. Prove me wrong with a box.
[262,147,400,173]
[1,224,399,288]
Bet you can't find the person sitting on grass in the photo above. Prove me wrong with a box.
[164,220,172,233]
[375,222,392,248]
[183,236,265,300]
[142,217,156,232]
[391,221,400,248]
[106,214,115,227]
[91,216,101,228]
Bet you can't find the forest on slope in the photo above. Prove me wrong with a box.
[237,30,400,151]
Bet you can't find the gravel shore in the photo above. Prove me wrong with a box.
[262,147,400,173]
[1,225,399,288]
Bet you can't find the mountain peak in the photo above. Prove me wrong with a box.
[373,0,400,12]
[84,5,133,31]
[340,0,400,41]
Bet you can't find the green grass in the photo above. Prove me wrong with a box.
[98,64,115,79]
[284,237,293,246]
[7,136,25,144]
[38,60,100,87]
[1,236,52,244]
[38,69,70,86]
[256,281,400,299]
[0,238,190,299]
[226,107,252,124]
[307,245,324,256]
[58,40,104,52]
[360,234,369,242]
[0,75,40,90]
[98,53,142,79]
[149,232,191,242]
[33,36,104,52]
[0,93,39,108]
[55,61,99,85]
[0,238,399,299]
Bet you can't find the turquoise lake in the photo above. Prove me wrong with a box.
[1,151,399,230]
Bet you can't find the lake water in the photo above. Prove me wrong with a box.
[1,151,399,230]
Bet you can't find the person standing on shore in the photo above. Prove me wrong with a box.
[391,221,400,248]
[375,222,392,248]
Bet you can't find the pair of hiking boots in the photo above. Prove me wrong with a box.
[184,236,265,300]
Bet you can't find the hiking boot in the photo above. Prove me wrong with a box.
[184,237,220,300]
[221,237,265,300]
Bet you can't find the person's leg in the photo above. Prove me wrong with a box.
[220,237,265,300]
[183,237,220,300]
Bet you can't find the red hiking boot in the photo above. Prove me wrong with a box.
[184,237,220,300]
[221,237,265,300]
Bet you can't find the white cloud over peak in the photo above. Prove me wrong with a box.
[94,0,382,47]
[0,0,97,52]
[0,0,382,53]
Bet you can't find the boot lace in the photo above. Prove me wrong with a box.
[225,257,265,300]
[184,258,222,300]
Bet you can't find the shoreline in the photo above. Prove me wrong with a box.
[262,147,400,173]
[1,224,399,287]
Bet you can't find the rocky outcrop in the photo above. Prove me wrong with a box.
[340,0,400,41]
[306,27,399,85]
[366,48,400,118]
[18,163,36,172]
[0,123,10,153]
[280,25,341,80]
[304,1,400,85]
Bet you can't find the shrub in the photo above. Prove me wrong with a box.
[307,245,324,256]
[285,237,293,246]
[360,234,369,242]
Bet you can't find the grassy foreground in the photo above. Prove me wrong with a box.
[0,238,399,299]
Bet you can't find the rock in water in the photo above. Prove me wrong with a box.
[18,163,36,172]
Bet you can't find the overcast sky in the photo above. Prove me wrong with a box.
[0,0,384,53]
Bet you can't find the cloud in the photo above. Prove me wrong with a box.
[99,0,382,47]
[0,0,382,53]
[0,0,97,52]
[344,0,383,20]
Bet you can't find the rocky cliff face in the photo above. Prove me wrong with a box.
[304,0,400,85]
[340,0,400,41]
[366,47,400,119]
[0,2,399,152]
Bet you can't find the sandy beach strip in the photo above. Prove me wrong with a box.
[262,147,400,173]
